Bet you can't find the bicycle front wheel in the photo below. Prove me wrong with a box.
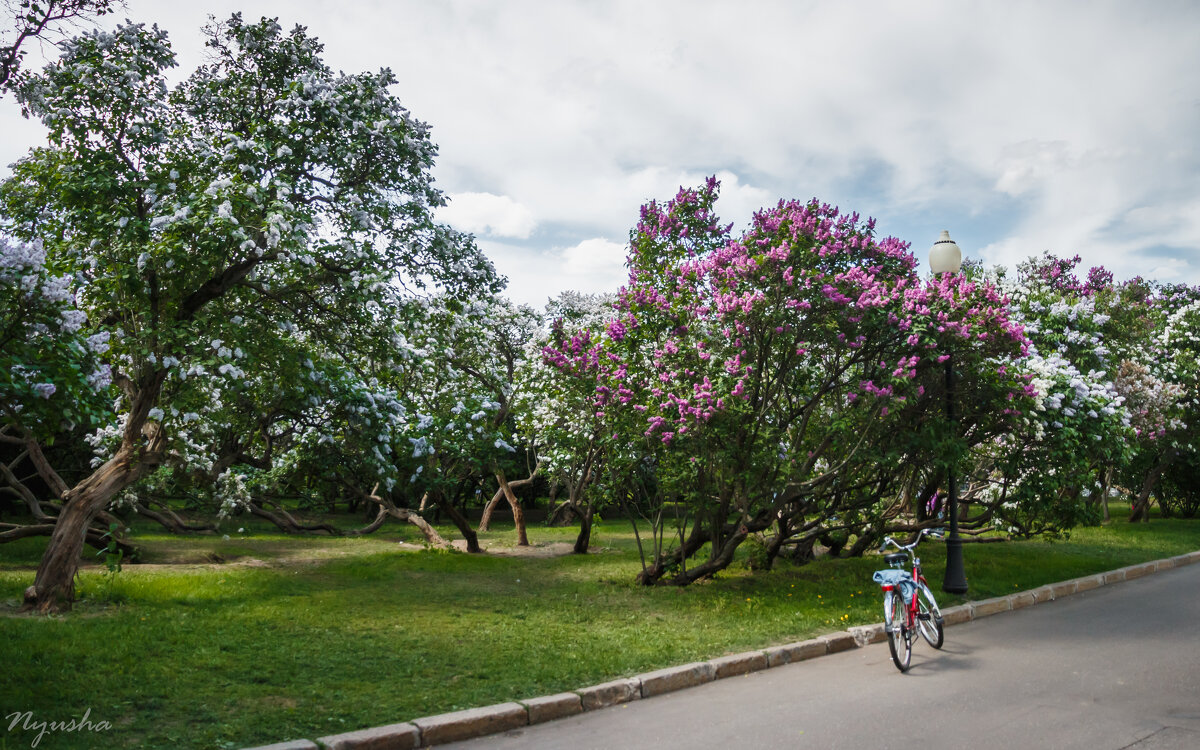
[916,581,944,649]
[884,589,911,672]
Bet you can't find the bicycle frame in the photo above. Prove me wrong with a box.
[881,548,928,629]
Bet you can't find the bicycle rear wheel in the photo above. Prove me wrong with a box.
[884,590,911,672]
[916,582,944,649]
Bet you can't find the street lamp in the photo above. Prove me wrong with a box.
[931,230,969,595]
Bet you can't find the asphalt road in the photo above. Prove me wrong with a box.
[444,562,1200,750]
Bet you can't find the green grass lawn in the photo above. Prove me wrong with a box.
[0,506,1197,749]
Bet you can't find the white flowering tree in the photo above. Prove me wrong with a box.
[1116,285,1198,521]
[386,295,539,550]
[1153,287,1200,517]
[0,236,124,549]
[1,15,498,611]
[966,256,1136,535]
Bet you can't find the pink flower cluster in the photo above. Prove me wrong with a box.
[544,179,1032,446]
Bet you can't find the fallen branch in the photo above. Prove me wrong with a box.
[131,498,217,534]
[246,500,341,535]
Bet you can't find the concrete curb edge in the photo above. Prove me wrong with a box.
[245,548,1200,749]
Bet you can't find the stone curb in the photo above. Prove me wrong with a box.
[411,703,527,747]
[518,693,582,725]
[243,741,321,750]
[638,662,715,699]
[576,677,641,711]
[764,637,826,667]
[247,548,1198,749]
[316,722,420,750]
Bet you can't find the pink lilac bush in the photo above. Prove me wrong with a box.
[546,179,1031,583]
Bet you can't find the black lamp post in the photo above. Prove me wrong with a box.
[930,230,969,595]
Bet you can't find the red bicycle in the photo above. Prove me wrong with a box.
[873,528,946,672]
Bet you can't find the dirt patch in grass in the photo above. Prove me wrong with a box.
[450,540,607,557]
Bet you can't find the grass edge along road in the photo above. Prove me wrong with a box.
[1,508,1197,749]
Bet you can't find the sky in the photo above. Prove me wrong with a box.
[3,0,1199,309]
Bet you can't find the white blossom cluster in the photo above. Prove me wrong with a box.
[2,237,114,428]
[1000,278,1112,368]
[1023,353,1128,429]
[214,470,252,519]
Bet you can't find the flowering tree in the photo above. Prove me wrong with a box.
[1152,287,1200,517]
[392,295,540,550]
[522,292,618,553]
[1,15,497,611]
[0,236,119,548]
[1116,287,1199,521]
[548,179,1028,584]
[971,253,1200,527]
[962,256,1136,534]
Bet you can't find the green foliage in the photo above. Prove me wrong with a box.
[1158,450,1200,518]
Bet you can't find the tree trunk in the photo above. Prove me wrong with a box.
[0,458,56,521]
[132,499,217,534]
[476,487,506,532]
[762,517,792,571]
[0,433,73,521]
[1,522,138,558]
[638,508,778,585]
[480,466,539,539]
[23,445,150,612]
[666,524,752,585]
[22,372,168,613]
[26,436,70,497]
[1130,450,1175,523]
[434,492,480,552]
[788,532,819,564]
[494,469,528,546]
[573,500,594,554]
[846,531,879,558]
[1099,466,1113,522]
[636,516,710,585]
[547,500,579,526]
[346,506,389,535]
[246,500,340,535]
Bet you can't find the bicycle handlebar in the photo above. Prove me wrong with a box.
[881,527,945,554]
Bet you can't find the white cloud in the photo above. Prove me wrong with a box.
[479,236,629,309]
[1146,259,1190,282]
[993,141,1075,198]
[561,238,627,278]
[438,192,536,239]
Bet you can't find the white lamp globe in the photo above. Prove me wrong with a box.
[929,230,963,275]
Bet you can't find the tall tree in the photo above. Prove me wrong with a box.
[1,15,497,611]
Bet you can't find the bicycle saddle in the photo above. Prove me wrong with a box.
[884,553,907,566]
